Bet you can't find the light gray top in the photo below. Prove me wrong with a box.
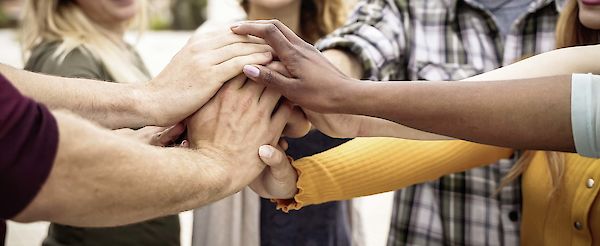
[571,73,600,158]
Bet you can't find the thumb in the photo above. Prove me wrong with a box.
[243,65,296,93]
[258,145,287,169]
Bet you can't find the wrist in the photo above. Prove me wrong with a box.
[333,78,363,114]
[130,83,157,126]
[190,141,239,196]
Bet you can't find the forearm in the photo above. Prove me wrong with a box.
[342,75,573,152]
[357,116,453,140]
[317,50,448,140]
[340,46,600,149]
[13,110,236,227]
[279,138,511,210]
[465,44,600,81]
[0,63,150,129]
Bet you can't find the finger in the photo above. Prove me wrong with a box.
[113,128,136,136]
[209,43,274,65]
[155,123,186,146]
[270,101,293,137]
[192,29,267,50]
[278,138,289,151]
[214,52,273,83]
[246,20,305,45]
[283,107,311,138]
[243,65,297,94]
[241,80,267,103]
[231,22,296,57]
[258,145,288,170]
[266,61,292,77]
[258,145,298,199]
[136,126,166,133]
[258,87,282,113]
[222,73,247,91]
[180,140,190,148]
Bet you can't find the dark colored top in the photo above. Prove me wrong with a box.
[24,41,180,246]
[0,74,59,245]
[260,131,353,246]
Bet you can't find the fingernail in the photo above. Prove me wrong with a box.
[259,145,274,158]
[243,65,260,78]
[230,22,241,29]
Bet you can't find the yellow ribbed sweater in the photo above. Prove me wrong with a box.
[276,138,600,245]
[276,137,512,211]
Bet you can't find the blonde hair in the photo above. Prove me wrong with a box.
[21,0,149,83]
[500,0,600,194]
[241,0,347,44]
[556,0,600,48]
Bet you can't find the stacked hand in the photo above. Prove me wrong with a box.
[185,74,295,193]
[142,27,275,127]
[231,20,356,113]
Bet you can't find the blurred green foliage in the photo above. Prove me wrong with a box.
[0,5,9,28]
[170,0,207,30]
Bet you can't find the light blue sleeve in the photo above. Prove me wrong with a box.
[571,73,600,158]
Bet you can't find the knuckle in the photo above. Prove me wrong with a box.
[268,19,282,26]
[264,24,279,35]
[263,69,275,85]
[257,107,269,117]
[238,95,254,112]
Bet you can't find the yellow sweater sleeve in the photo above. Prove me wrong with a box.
[275,137,513,212]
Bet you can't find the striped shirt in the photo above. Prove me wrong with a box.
[316,0,562,244]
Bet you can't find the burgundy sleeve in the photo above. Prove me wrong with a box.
[0,73,59,220]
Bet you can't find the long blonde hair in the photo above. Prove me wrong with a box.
[241,0,347,44]
[21,0,149,83]
[500,0,599,193]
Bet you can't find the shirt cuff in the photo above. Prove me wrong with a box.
[316,36,382,80]
[571,73,600,158]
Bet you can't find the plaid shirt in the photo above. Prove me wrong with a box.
[316,0,562,245]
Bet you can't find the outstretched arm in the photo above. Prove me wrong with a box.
[12,110,240,227]
[231,20,600,153]
[10,75,291,227]
[251,138,512,210]
[302,49,450,140]
[2,28,273,129]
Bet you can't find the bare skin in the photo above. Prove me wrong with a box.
[230,20,600,152]
[1,28,274,130]
[12,74,291,227]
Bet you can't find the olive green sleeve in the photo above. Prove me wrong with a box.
[25,44,112,81]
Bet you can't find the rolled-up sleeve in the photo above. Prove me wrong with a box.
[0,74,59,220]
[571,73,600,158]
[315,0,409,81]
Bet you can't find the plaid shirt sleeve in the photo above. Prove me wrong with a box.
[315,0,409,81]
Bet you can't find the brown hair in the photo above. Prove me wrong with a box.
[499,0,599,194]
[241,0,347,44]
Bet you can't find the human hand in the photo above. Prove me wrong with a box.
[186,74,293,192]
[114,123,186,146]
[263,61,311,138]
[231,20,357,113]
[249,143,298,199]
[143,27,274,126]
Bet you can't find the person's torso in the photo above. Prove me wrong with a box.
[380,0,561,245]
[523,152,600,246]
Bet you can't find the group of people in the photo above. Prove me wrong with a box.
[1,0,599,246]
